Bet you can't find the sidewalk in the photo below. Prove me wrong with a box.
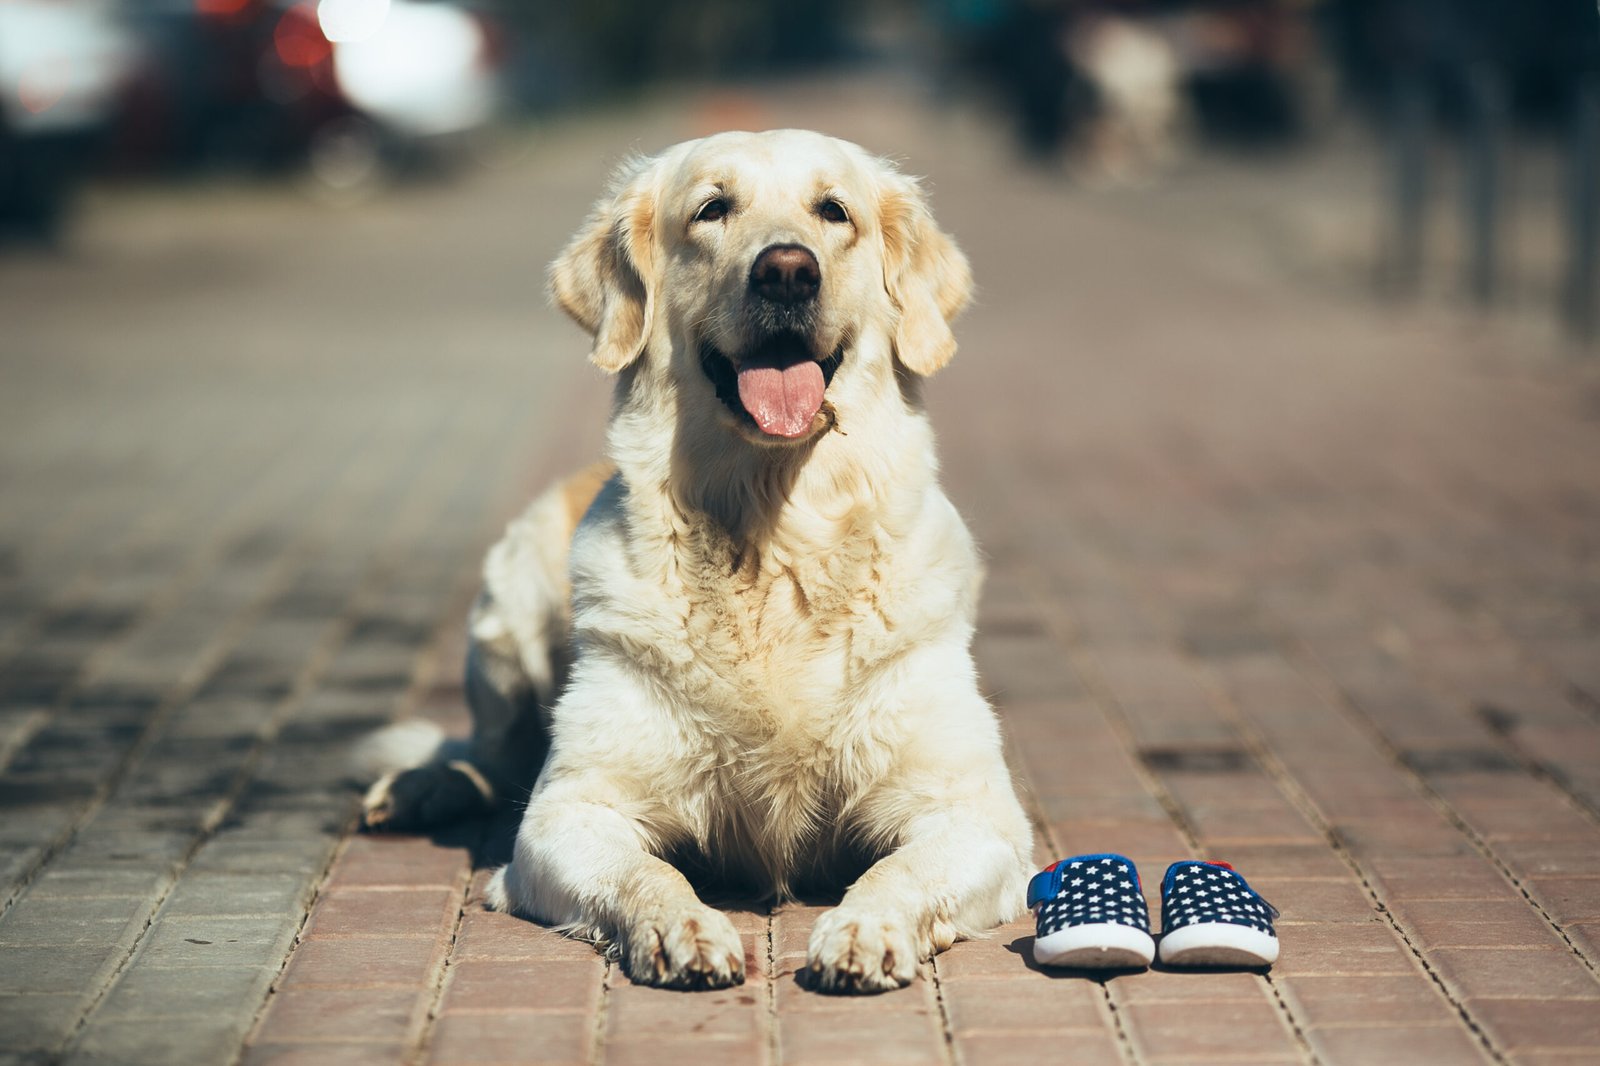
[2,78,1598,1065]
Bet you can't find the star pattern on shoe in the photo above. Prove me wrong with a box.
[1029,854,1151,939]
[1160,862,1279,934]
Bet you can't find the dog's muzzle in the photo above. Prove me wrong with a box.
[700,332,843,442]
[694,243,841,441]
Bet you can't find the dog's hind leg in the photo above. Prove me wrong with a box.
[359,595,544,832]
[360,462,614,831]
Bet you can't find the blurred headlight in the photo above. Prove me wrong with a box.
[331,1,493,137]
[318,0,390,44]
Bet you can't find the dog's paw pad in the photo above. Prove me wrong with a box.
[626,907,745,990]
[805,908,920,994]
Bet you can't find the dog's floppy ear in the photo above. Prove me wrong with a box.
[878,168,973,376]
[549,156,659,373]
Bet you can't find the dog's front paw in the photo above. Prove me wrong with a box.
[806,907,921,994]
[624,905,745,990]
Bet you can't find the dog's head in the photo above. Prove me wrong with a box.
[550,130,972,447]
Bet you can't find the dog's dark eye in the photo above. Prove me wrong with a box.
[694,198,729,224]
[818,199,850,224]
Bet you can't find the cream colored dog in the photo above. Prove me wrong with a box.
[361,129,1032,993]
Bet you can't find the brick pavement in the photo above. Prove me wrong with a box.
[3,77,1599,1065]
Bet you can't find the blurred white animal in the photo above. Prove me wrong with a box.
[1074,14,1185,181]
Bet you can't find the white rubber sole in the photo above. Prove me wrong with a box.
[1158,923,1279,967]
[1033,923,1156,970]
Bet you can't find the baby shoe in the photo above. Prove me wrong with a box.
[1028,853,1156,969]
[1157,860,1280,967]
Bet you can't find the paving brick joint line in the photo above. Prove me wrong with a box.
[413,863,481,1065]
[4,76,1600,1066]
[761,912,778,1066]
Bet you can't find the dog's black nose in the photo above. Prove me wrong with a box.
[749,244,820,304]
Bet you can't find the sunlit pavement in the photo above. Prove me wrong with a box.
[3,75,1600,1065]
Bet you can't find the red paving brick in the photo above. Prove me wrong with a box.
[604,984,767,1043]
[773,978,931,1015]
[252,987,429,1046]
[298,887,460,941]
[1271,930,1425,980]
[953,1031,1130,1066]
[323,838,468,891]
[941,977,1106,1033]
[777,1006,947,1066]
[1393,903,1566,951]
[1527,879,1600,924]
[426,1010,590,1065]
[604,1039,773,1066]
[278,936,447,989]
[1114,971,1267,1004]
[451,909,599,962]
[1277,974,1464,1027]
[1119,998,1303,1061]
[1249,879,1380,924]
[439,959,604,1014]
[1426,947,1600,1001]
[1564,922,1600,963]
[1306,1024,1494,1064]
[1364,857,1523,901]
[1465,998,1600,1053]
[240,1043,412,1066]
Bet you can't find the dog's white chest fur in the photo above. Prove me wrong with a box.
[560,474,978,890]
[575,477,970,715]
[680,528,897,710]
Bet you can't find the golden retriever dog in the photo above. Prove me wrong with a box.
[361,129,1033,993]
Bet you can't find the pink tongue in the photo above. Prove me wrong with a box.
[736,357,825,438]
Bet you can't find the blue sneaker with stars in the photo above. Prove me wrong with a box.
[1157,860,1280,967]
[1027,853,1155,969]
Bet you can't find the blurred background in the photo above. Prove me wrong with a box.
[3,14,1600,1058]
[2,0,1600,335]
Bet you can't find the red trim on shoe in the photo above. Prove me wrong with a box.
[1205,861,1235,871]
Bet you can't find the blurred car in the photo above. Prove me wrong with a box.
[114,0,503,182]
[0,0,136,240]
[314,0,504,187]
[109,0,342,172]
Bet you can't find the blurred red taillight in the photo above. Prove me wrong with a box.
[274,5,331,68]
[196,0,252,16]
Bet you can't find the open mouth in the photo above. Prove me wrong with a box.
[700,332,844,441]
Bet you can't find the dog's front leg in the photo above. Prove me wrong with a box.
[807,688,1033,993]
[490,775,746,990]
[806,804,1030,992]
